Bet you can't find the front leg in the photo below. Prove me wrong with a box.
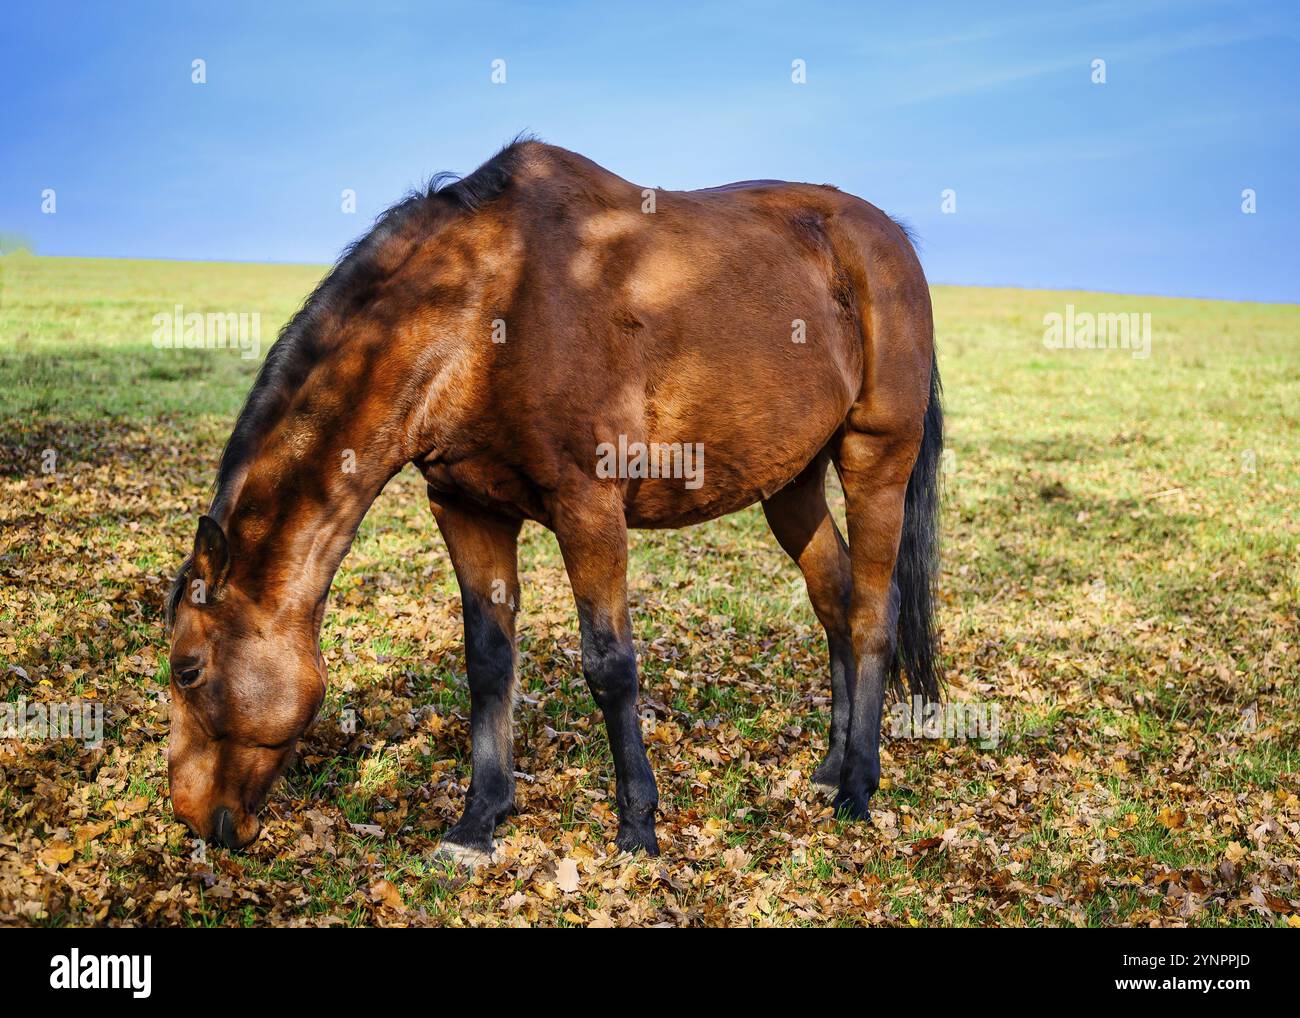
[552,487,660,855]
[429,493,521,865]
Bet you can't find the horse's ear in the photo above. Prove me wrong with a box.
[190,515,231,601]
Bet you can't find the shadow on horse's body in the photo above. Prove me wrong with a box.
[165,139,943,862]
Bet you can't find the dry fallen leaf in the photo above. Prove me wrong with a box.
[1156,806,1187,831]
[369,879,403,910]
[556,858,581,894]
[349,822,384,838]
[41,843,75,868]
[74,822,112,851]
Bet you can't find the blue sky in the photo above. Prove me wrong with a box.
[3,0,1297,301]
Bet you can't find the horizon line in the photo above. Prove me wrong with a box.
[2,250,1296,310]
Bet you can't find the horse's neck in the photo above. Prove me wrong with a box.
[217,318,456,619]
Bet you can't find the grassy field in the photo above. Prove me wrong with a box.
[1,252,1296,927]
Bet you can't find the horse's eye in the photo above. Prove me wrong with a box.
[175,667,203,688]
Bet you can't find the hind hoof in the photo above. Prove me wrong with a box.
[832,791,873,822]
[614,824,660,856]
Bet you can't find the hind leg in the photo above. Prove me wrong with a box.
[833,401,927,818]
[761,455,854,794]
[833,434,910,819]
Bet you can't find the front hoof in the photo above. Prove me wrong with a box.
[811,755,843,793]
[614,824,660,856]
[831,790,873,823]
[432,838,495,871]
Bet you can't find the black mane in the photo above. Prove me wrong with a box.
[206,135,535,520]
[429,132,535,212]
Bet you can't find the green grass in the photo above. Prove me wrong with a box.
[0,252,1297,927]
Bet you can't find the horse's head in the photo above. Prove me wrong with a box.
[164,515,325,849]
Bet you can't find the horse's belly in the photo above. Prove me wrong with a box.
[622,380,850,528]
[624,475,776,528]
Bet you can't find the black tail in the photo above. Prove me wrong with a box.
[889,349,943,702]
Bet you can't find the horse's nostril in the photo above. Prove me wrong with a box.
[211,806,236,848]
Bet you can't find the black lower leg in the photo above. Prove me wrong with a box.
[579,613,659,854]
[835,650,886,821]
[444,592,516,854]
[812,633,854,787]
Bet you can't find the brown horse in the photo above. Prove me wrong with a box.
[165,139,942,863]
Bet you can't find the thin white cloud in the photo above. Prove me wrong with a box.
[870,19,1285,110]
